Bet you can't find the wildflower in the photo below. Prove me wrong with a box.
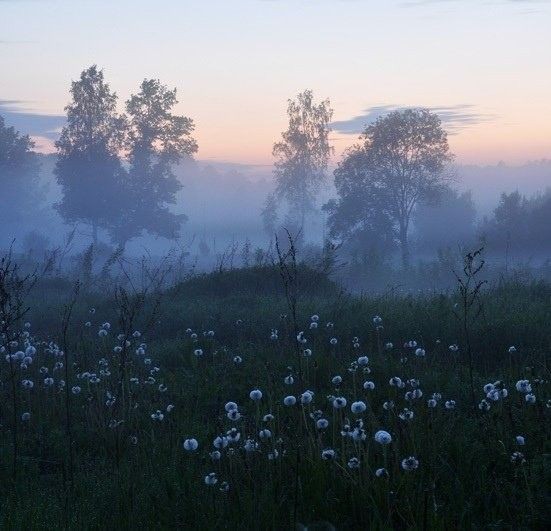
[415,348,426,357]
[303,348,312,357]
[445,400,456,410]
[21,379,34,389]
[71,386,81,395]
[347,457,360,469]
[449,344,459,352]
[296,331,307,344]
[204,472,218,486]
[478,399,491,411]
[373,315,383,326]
[158,384,168,392]
[249,389,263,401]
[213,436,229,449]
[389,376,403,387]
[263,413,274,422]
[113,346,123,354]
[226,428,240,443]
[515,435,525,445]
[243,439,258,452]
[233,356,242,364]
[40,366,49,374]
[316,418,329,429]
[483,383,495,394]
[219,481,230,493]
[309,322,318,330]
[225,401,238,412]
[21,412,31,421]
[326,322,334,328]
[270,330,279,340]
[259,429,272,440]
[383,400,395,410]
[284,375,294,385]
[166,404,175,413]
[300,391,314,405]
[182,438,199,452]
[190,333,198,340]
[385,342,393,350]
[210,451,221,461]
[375,468,388,478]
[227,410,241,421]
[356,356,369,367]
[508,346,517,353]
[321,449,336,460]
[516,380,532,393]
[399,408,414,421]
[130,436,138,445]
[427,399,437,408]
[374,430,392,445]
[283,395,296,406]
[151,410,164,421]
[268,449,279,460]
[330,337,338,346]
[331,375,342,386]
[510,451,526,465]
[363,381,375,390]
[98,329,108,338]
[194,348,203,357]
[332,397,347,409]
[401,456,419,471]
[351,401,367,414]
[525,393,536,404]
[311,315,319,322]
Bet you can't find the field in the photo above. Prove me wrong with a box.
[1,261,550,530]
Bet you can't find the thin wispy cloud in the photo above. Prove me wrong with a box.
[331,104,496,135]
[0,100,64,140]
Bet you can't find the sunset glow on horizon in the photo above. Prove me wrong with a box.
[1,0,550,166]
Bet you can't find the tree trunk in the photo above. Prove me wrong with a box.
[92,222,98,247]
[399,224,410,269]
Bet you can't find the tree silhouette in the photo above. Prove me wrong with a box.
[326,108,452,267]
[0,115,42,234]
[54,65,126,245]
[109,79,198,245]
[271,90,333,235]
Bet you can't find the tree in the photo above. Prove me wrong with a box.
[55,66,126,245]
[326,108,452,267]
[0,115,42,235]
[324,147,395,257]
[111,79,198,245]
[271,90,333,234]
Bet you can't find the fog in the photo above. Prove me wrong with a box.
[1,76,551,292]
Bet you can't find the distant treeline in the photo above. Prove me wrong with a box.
[1,67,550,270]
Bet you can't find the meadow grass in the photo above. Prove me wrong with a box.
[1,265,550,530]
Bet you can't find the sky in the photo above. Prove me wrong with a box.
[1,0,550,166]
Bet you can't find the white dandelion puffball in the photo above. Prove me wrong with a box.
[374,430,392,445]
[283,395,296,406]
[401,456,419,471]
[249,389,263,401]
[183,438,199,451]
[351,401,367,414]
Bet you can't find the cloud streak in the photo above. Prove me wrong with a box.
[331,104,496,135]
[0,100,65,141]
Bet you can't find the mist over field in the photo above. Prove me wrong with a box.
[1,1,550,529]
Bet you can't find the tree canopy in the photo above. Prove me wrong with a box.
[326,108,452,266]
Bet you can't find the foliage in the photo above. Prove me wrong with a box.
[270,90,333,232]
[326,108,453,267]
[0,259,550,529]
